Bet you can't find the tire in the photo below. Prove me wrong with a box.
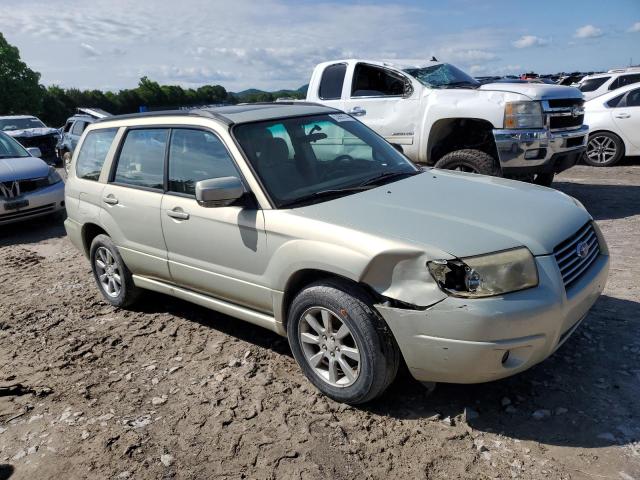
[434,149,501,176]
[532,172,554,187]
[584,132,624,167]
[89,234,141,308]
[287,279,400,404]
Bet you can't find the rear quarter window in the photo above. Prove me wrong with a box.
[75,129,118,181]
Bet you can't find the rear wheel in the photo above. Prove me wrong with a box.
[90,234,141,308]
[434,149,501,176]
[287,279,400,404]
[584,132,624,167]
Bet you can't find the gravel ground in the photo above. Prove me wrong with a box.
[1,162,639,480]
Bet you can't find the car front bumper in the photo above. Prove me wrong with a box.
[375,251,609,383]
[0,181,65,225]
[493,125,588,175]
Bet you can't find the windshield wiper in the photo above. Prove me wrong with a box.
[441,81,479,89]
[278,186,372,209]
[358,170,420,187]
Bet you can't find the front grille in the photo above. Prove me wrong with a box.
[0,203,55,221]
[544,99,584,131]
[550,114,584,130]
[554,222,600,289]
[15,135,58,159]
[547,98,583,108]
[0,177,49,199]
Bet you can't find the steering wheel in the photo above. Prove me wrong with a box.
[321,154,355,180]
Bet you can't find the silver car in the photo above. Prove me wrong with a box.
[64,104,609,404]
[0,131,65,225]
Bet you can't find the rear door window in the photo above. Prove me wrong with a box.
[618,74,640,89]
[75,129,118,181]
[113,129,168,190]
[319,63,347,100]
[625,88,640,107]
[167,129,238,196]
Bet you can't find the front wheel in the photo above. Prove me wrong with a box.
[434,149,501,176]
[584,132,624,167]
[287,280,400,404]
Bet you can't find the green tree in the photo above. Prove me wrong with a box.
[0,32,43,114]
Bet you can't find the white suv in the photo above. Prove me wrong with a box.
[578,67,640,101]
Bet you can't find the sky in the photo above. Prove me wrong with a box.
[1,0,639,92]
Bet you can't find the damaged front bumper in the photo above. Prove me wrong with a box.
[375,252,609,384]
[493,125,588,176]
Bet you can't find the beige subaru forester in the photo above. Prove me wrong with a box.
[64,103,608,404]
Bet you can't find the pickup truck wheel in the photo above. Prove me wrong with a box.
[533,172,555,187]
[89,234,141,308]
[434,149,501,176]
[584,132,624,167]
[287,280,400,404]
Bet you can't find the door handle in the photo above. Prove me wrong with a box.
[348,106,367,117]
[102,195,118,205]
[167,208,190,220]
[614,113,631,119]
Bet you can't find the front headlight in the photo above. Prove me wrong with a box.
[504,101,543,129]
[47,166,62,185]
[427,247,538,298]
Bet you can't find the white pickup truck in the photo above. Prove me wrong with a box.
[306,59,589,185]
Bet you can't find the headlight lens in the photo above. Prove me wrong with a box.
[47,166,62,185]
[428,247,538,298]
[504,101,543,129]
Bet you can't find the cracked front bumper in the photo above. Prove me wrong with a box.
[375,252,609,384]
[493,125,588,175]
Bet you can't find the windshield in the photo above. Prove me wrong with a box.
[0,131,30,158]
[0,117,46,131]
[234,114,419,208]
[403,63,480,88]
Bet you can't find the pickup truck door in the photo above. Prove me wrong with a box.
[342,63,420,157]
[612,87,640,149]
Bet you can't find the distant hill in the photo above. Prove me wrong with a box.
[231,84,309,102]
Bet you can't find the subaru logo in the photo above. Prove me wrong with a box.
[576,241,590,258]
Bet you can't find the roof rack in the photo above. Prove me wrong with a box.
[94,109,233,125]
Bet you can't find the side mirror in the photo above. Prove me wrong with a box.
[195,176,244,207]
[403,80,414,98]
[27,147,42,158]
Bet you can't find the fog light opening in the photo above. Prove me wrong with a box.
[501,350,510,365]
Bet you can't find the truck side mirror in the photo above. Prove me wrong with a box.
[195,176,244,208]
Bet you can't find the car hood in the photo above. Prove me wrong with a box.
[479,83,583,101]
[292,171,591,258]
[0,156,50,182]
[5,127,59,138]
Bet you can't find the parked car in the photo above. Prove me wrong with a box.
[58,108,112,169]
[0,131,65,225]
[583,83,640,166]
[0,115,60,165]
[64,104,608,404]
[306,59,588,186]
[577,67,640,101]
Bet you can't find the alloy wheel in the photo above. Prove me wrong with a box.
[94,247,122,298]
[587,135,618,164]
[298,307,361,387]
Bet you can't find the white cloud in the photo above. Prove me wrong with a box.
[629,22,640,33]
[513,35,550,48]
[574,24,603,39]
[80,43,100,57]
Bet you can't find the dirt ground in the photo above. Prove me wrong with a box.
[1,161,639,480]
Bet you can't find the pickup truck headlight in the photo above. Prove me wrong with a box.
[427,247,538,298]
[47,166,62,185]
[504,101,543,129]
